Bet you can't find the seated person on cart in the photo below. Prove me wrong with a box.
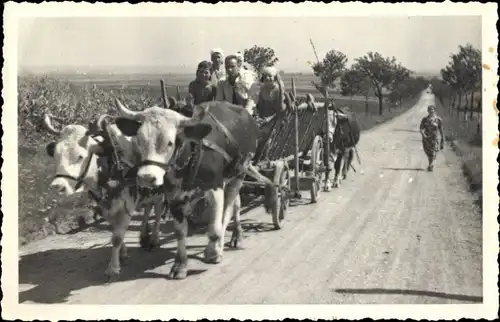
[255,66,289,141]
[186,60,217,109]
[215,54,260,115]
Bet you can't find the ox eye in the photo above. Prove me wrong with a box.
[167,141,173,147]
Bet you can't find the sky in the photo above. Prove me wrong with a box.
[18,16,481,74]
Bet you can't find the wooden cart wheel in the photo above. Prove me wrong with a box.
[310,135,324,203]
[271,163,290,230]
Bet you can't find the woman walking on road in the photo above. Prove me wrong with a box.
[419,105,445,172]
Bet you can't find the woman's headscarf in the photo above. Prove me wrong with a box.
[210,48,224,58]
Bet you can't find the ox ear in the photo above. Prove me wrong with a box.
[46,142,56,157]
[115,117,142,137]
[182,123,212,141]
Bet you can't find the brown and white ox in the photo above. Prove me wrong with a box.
[43,113,166,279]
[113,98,273,280]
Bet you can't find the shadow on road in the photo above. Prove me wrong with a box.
[392,128,420,133]
[333,288,483,303]
[381,167,426,172]
[19,245,206,304]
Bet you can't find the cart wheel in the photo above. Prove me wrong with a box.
[272,163,290,230]
[310,135,323,203]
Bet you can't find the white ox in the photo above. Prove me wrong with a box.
[43,113,166,280]
[113,98,275,280]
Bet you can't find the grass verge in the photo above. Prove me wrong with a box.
[434,98,482,207]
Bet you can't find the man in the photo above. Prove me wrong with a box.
[216,54,259,116]
[209,48,226,86]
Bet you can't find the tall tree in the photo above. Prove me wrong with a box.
[311,49,348,96]
[340,67,372,113]
[353,52,407,115]
[243,45,279,76]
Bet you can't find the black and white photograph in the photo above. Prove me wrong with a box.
[2,2,498,320]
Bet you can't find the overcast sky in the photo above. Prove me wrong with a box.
[18,16,481,73]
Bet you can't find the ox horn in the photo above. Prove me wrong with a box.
[96,114,111,129]
[43,113,62,135]
[178,104,208,127]
[115,98,139,119]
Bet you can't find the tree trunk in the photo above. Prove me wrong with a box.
[457,91,462,119]
[365,95,369,115]
[469,90,474,120]
[350,95,353,108]
[377,89,383,115]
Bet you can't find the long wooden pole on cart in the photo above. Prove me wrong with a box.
[291,77,301,199]
[309,39,331,192]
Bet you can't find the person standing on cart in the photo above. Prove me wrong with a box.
[209,48,226,86]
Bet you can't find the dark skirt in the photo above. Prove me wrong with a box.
[422,135,440,160]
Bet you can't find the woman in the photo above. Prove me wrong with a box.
[256,66,287,118]
[215,54,259,115]
[419,105,445,171]
[188,60,217,106]
[209,48,226,86]
[253,66,289,160]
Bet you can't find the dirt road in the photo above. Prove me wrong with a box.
[18,92,482,305]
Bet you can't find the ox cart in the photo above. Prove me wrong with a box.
[239,79,332,230]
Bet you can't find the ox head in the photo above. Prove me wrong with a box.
[113,98,212,189]
[44,113,106,196]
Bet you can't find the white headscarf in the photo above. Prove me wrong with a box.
[210,48,224,57]
[261,66,278,78]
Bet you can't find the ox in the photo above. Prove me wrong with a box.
[43,113,166,279]
[113,98,273,280]
[327,106,361,188]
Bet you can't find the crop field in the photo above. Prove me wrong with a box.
[17,73,414,246]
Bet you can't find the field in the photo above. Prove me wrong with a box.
[17,73,416,246]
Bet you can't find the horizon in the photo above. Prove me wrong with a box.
[18,16,481,75]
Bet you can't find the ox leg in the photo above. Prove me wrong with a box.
[139,204,153,250]
[219,177,244,249]
[342,148,354,180]
[204,188,225,264]
[229,193,244,249]
[168,216,189,280]
[105,211,131,281]
[150,200,166,249]
[220,178,244,252]
[333,151,344,188]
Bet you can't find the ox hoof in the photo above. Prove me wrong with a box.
[168,263,188,280]
[105,267,121,282]
[204,248,223,264]
[139,234,157,251]
[230,229,244,249]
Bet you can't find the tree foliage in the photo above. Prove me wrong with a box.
[243,45,279,76]
[311,49,348,94]
[438,43,482,110]
[353,52,411,115]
